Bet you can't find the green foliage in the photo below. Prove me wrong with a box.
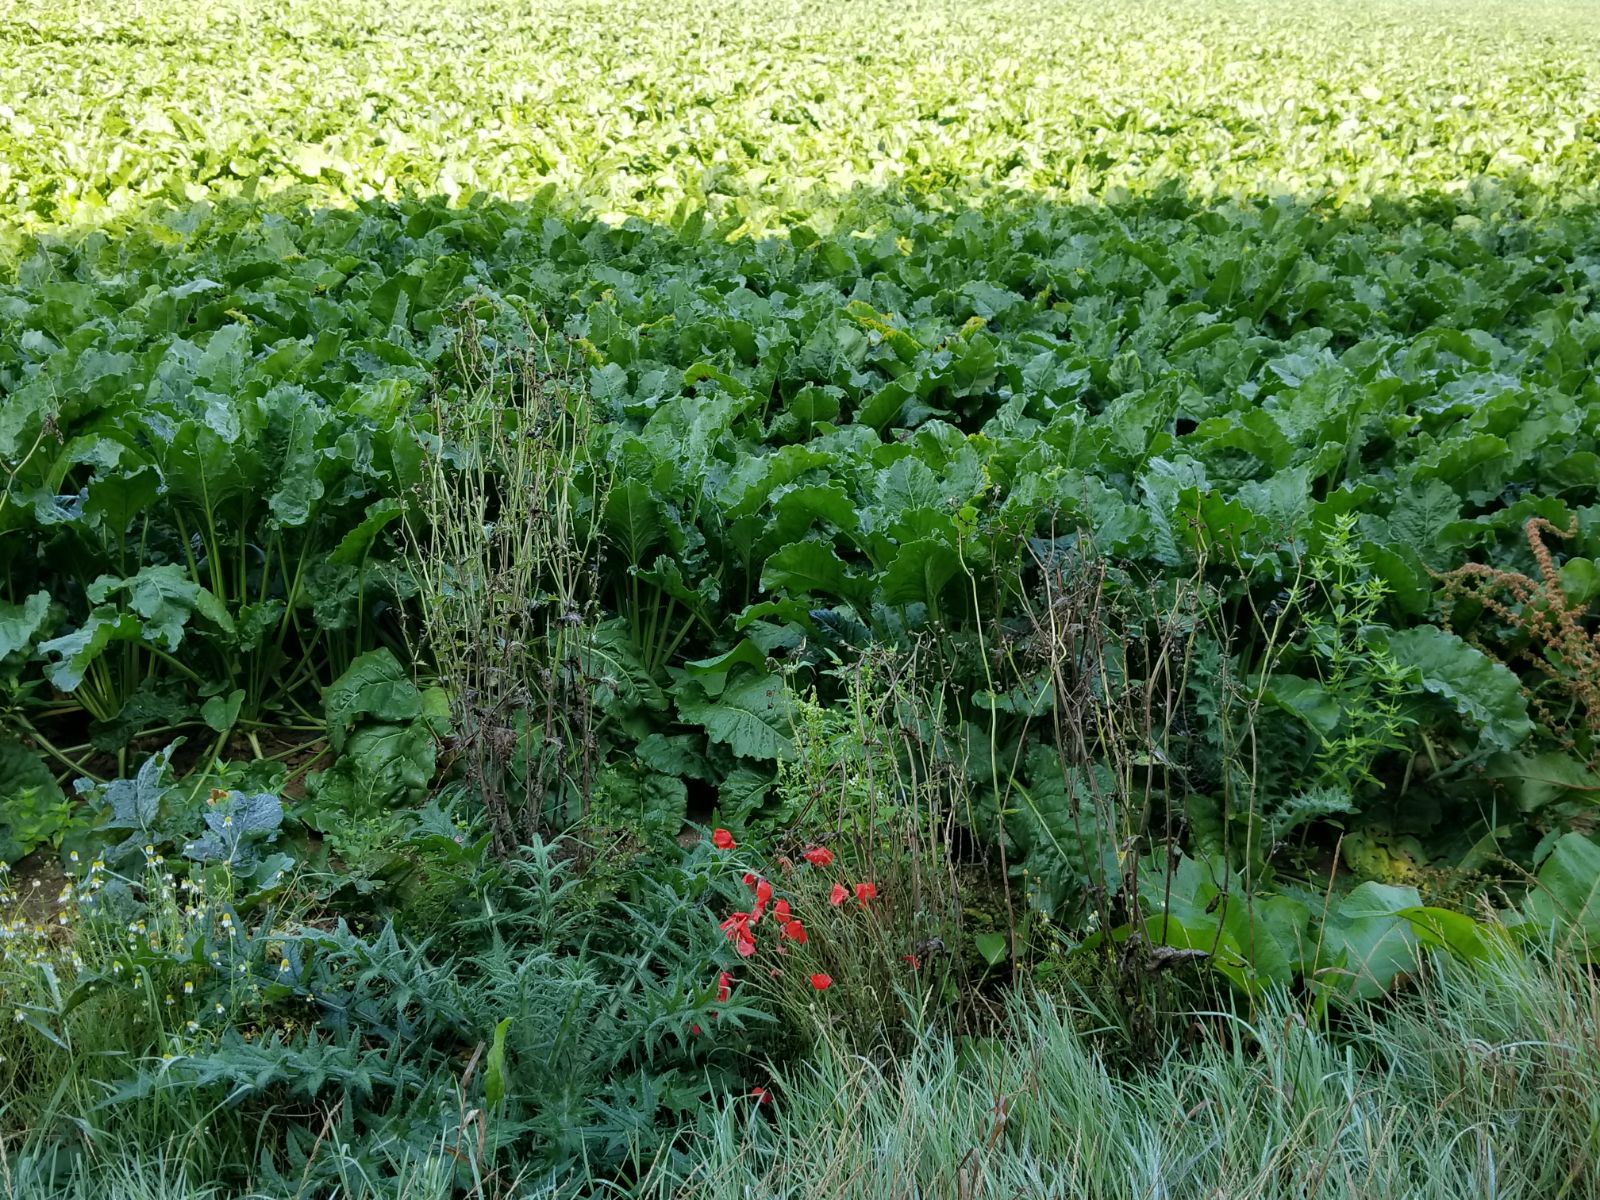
[4,0,1599,830]
[0,292,418,759]
[3,0,1600,241]
[0,739,72,860]
[301,649,447,826]
[656,945,1600,1200]
[1296,515,1418,791]
[5,0,1600,1188]
[2,832,792,1194]
[1517,832,1600,952]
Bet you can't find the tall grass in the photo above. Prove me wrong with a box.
[5,878,1598,1200]
[647,944,1600,1200]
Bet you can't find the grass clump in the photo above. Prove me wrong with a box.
[657,945,1600,1200]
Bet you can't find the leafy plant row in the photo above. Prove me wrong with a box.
[3,186,1598,947]
[4,0,1600,239]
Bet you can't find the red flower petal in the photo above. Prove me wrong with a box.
[690,1024,701,1036]
[751,1086,771,1105]
[722,913,759,955]
[773,898,792,923]
[809,973,833,991]
[853,881,878,905]
[712,828,736,850]
[781,919,808,944]
[717,971,733,1002]
[903,954,921,969]
[742,872,758,887]
[802,846,834,867]
[830,883,848,906]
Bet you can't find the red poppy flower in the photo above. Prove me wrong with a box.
[809,973,833,991]
[903,954,921,969]
[853,881,878,905]
[780,919,808,944]
[773,898,792,923]
[712,828,736,850]
[802,846,833,867]
[751,1086,771,1105]
[830,883,848,906]
[717,971,733,1002]
[752,878,773,918]
[742,872,758,886]
[690,1024,701,1036]
[720,911,756,956]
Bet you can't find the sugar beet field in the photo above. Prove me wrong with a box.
[4,1,1600,1197]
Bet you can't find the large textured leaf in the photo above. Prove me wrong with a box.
[0,740,70,862]
[674,670,794,762]
[1520,834,1600,952]
[878,537,962,608]
[305,720,436,817]
[184,790,284,870]
[0,591,50,662]
[323,649,423,754]
[759,540,867,607]
[602,479,666,562]
[1315,882,1423,1002]
[1483,752,1600,814]
[573,619,666,713]
[1000,748,1122,919]
[1382,626,1534,751]
[39,609,143,692]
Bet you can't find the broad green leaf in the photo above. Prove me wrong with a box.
[323,649,423,754]
[878,537,962,608]
[1381,626,1534,751]
[760,540,867,607]
[1315,882,1423,1002]
[1560,557,1600,605]
[1520,833,1600,953]
[1483,752,1600,814]
[0,740,70,863]
[201,688,246,733]
[328,498,404,566]
[675,670,794,762]
[974,932,1008,966]
[0,592,51,663]
[573,619,667,714]
[39,609,143,692]
[1397,906,1490,962]
[684,640,768,679]
[1264,675,1341,738]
